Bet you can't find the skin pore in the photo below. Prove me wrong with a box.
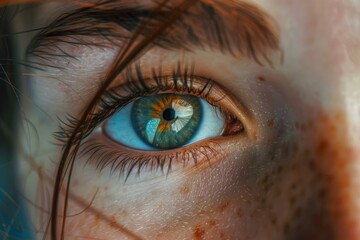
[7,0,360,239]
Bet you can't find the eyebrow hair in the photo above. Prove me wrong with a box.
[27,0,280,66]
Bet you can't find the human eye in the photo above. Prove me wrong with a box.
[69,63,245,180]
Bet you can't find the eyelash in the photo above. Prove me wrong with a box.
[80,138,222,181]
[55,62,241,179]
[56,62,213,142]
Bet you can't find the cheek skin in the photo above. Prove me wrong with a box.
[20,107,356,240]
[56,110,354,240]
[254,111,355,240]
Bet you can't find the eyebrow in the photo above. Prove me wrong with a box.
[27,0,280,66]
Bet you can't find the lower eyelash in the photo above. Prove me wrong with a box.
[79,138,223,181]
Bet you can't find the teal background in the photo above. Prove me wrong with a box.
[0,147,34,240]
[0,5,34,240]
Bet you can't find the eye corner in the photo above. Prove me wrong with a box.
[222,113,245,136]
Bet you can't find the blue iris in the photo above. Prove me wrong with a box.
[104,94,225,150]
[132,94,202,149]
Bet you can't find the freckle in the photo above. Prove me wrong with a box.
[236,208,243,218]
[276,165,283,174]
[294,206,302,218]
[109,216,118,228]
[261,174,269,185]
[283,221,290,235]
[289,195,296,206]
[307,120,313,129]
[218,201,230,212]
[94,216,100,225]
[267,119,274,128]
[268,210,278,226]
[199,210,207,216]
[193,225,205,240]
[307,159,316,170]
[270,215,277,226]
[335,112,345,122]
[316,138,329,155]
[319,113,330,123]
[264,183,271,192]
[300,123,307,131]
[290,182,297,190]
[207,220,217,227]
[258,76,265,81]
[281,145,290,157]
[180,186,190,194]
[327,122,337,134]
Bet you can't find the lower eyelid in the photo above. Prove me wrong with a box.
[79,132,237,181]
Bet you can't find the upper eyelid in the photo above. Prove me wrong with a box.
[27,0,281,66]
[54,61,254,149]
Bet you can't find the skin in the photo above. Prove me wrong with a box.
[7,0,360,239]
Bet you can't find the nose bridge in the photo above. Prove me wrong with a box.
[319,46,360,238]
[340,76,360,239]
[314,112,358,239]
[314,111,358,239]
[322,5,360,238]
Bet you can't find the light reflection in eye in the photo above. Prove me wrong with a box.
[104,93,225,150]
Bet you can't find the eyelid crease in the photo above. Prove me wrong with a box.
[27,0,281,67]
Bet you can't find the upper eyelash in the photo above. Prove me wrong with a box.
[54,62,217,147]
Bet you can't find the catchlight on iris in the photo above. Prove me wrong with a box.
[104,93,225,150]
[132,94,202,149]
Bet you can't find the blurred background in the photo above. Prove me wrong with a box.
[0,4,33,240]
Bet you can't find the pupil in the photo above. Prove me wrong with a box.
[163,108,176,121]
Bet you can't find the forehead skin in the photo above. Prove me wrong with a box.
[11,0,360,240]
